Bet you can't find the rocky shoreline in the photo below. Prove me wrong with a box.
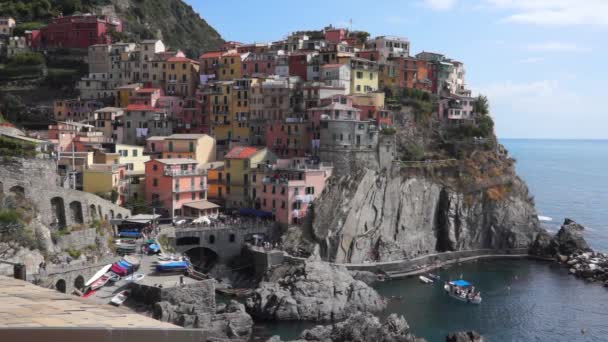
[530,218,608,285]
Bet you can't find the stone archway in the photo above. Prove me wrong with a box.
[69,201,84,224]
[74,275,85,292]
[55,279,67,293]
[89,204,97,221]
[50,197,67,229]
[9,185,25,198]
[184,247,219,273]
[116,213,123,219]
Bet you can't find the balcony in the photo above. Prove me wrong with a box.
[164,169,203,177]
[173,185,208,193]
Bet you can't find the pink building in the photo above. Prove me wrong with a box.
[48,121,111,152]
[255,158,333,225]
[325,28,347,43]
[156,96,183,117]
[144,158,208,218]
[242,53,276,77]
[175,94,208,134]
[129,88,162,107]
[265,120,312,158]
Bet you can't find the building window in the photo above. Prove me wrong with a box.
[192,193,196,200]
[132,149,138,157]
[168,141,173,152]
[263,185,267,193]
[153,178,158,186]
[175,194,180,201]
[229,234,235,242]
[153,164,158,171]
[189,141,194,152]
[209,235,215,244]
[272,199,276,209]
[281,201,286,209]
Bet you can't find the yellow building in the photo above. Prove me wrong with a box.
[351,92,386,108]
[203,161,225,203]
[163,57,200,97]
[115,83,142,108]
[218,146,277,208]
[208,78,256,146]
[217,51,244,81]
[350,57,379,94]
[83,164,128,205]
[160,134,216,165]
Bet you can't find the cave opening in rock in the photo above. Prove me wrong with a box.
[185,247,219,273]
[434,189,454,252]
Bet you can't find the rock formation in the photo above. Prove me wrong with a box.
[149,280,253,340]
[529,218,591,258]
[310,163,541,263]
[246,261,386,321]
[446,331,484,342]
[266,312,423,342]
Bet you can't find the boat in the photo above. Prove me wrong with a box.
[110,290,130,306]
[82,289,97,298]
[123,255,141,268]
[157,253,178,261]
[443,280,482,304]
[419,275,434,284]
[111,263,129,276]
[90,272,112,290]
[115,242,137,251]
[84,264,112,287]
[427,273,440,281]
[119,230,142,238]
[107,273,121,283]
[155,260,190,272]
[124,273,145,282]
[147,243,161,255]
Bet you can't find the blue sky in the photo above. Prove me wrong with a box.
[188,0,607,139]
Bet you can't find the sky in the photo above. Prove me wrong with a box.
[187,0,607,139]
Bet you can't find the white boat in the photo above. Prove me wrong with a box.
[443,280,482,304]
[123,273,145,282]
[427,273,440,281]
[419,275,434,284]
[84,264,112,287]
[90,272,112,291]
[110,290,130,306]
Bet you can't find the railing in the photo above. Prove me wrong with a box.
[164,169,203,177]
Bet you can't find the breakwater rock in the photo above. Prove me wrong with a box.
[530,218,608,284]
[446,331,484,342]
[246,261,386,322]
[266,311,423,342]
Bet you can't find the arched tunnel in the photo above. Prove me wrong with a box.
[184,247,219,273]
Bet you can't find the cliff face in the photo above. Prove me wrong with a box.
[311,163,541,263]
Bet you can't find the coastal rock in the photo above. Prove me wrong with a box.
[553,219,590,255]
[246,261,386,322]
[349,270,381,285]
[312,167,541,263]
[267,311,423,342]
[528,230,554,257]
[446,331,484,342]
[149,280,253,340]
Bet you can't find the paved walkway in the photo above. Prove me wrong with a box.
[0,276,179,328]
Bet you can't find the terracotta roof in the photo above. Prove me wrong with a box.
[222,52,241,57]
[166,57,199,64]
[225,146,259,159]
[199,51,223,59]
[125,104,158,112]
[136,88,160,93]
[149,158,198,165]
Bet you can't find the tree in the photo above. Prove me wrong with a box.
[474,95,490,116]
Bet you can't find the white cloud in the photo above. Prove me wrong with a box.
[482,0,608,27]
[422,0,458,11]
[516,57,544,64]
[523,42,588,52]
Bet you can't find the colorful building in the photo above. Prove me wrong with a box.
[164,57,200,97]
[144,158,207,218]
[254,158,333,225]
[218,146,277,209]
[0,17,16,37]
[156,134,216,164]
[53,99,104,122]
[217,51,245,81]
[350,57,379,94]
[83,163,128,205]
[37,14,122,50]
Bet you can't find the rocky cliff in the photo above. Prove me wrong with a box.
[306,150,542,263]
[246,261,386,322]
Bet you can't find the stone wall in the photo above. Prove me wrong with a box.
[0,158,130,229]
[55,228,98,250]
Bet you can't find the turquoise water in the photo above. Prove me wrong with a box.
[254,140,608,341]
[502,139,608,251]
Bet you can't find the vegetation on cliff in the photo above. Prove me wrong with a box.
[0,0,224,57]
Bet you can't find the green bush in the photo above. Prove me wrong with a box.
[7,53,45,67]
[0,209,21,225]
[65,248,81,259]
[401,144,425,161]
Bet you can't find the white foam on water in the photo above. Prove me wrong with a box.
[538,215,553,222]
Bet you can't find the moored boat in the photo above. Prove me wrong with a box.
[427,273,440,281]
[443,280,482,304]
[90,272,112,290]
[419,275,434,284]
[155,260,190,272]
[84,264,112,287]
[110,290,130,306]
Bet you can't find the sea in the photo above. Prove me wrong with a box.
[254,139,608,342]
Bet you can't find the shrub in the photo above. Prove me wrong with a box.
[7,52,45,67]
[401,143,425,161]
[65,248,81,259]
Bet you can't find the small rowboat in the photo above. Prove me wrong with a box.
[84,264,112,287]
[90,272,112,290]
[427,273,440,281]
[123,273,145,282]
[419,275,434,284]
[110,290,130,306]
[156,260,190,272]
